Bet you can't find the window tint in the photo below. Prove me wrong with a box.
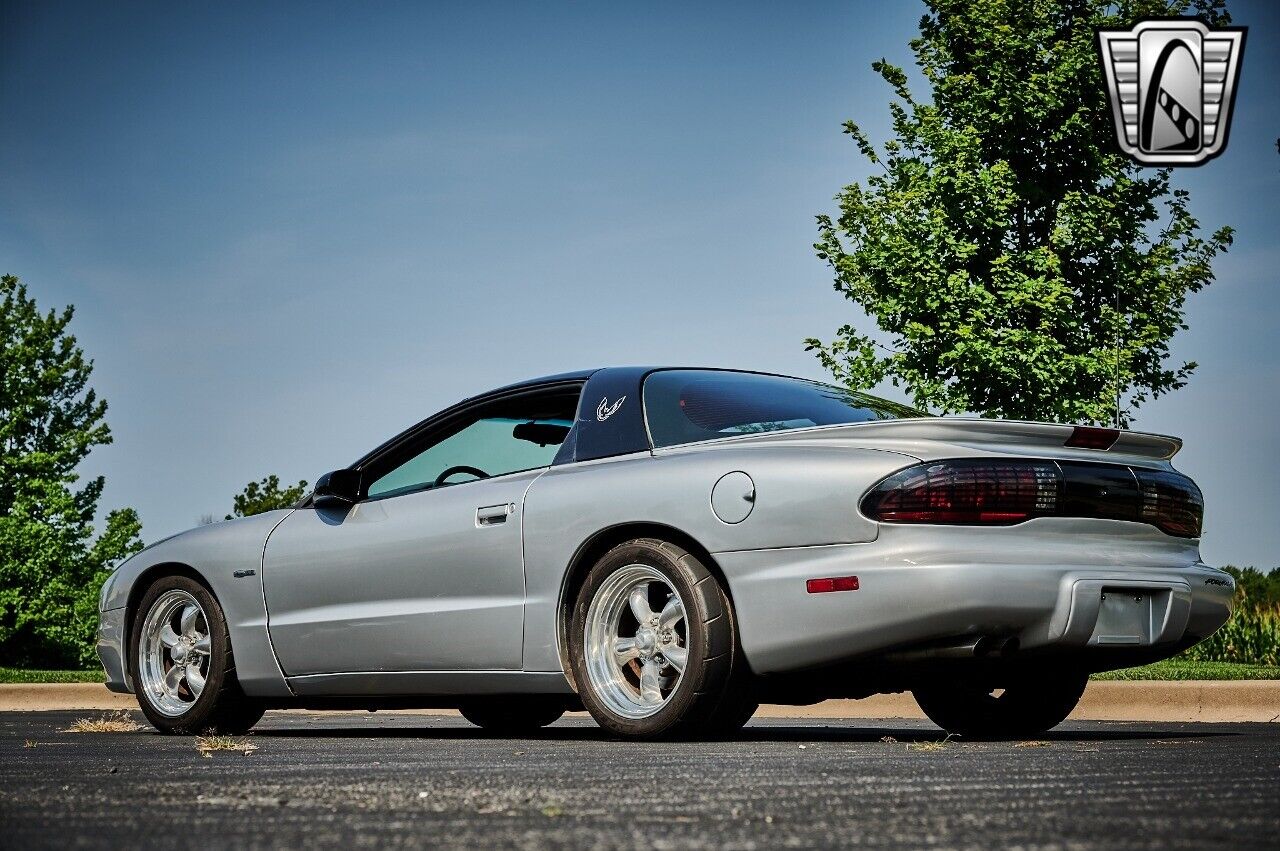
[643,370,926,448]
[367,416,573,498]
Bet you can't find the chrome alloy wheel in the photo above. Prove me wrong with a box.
[583,564,689,719]
[138,590,212,717]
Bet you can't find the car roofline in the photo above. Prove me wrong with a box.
[467,368,601,400]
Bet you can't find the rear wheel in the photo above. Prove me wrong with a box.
[569,538,754,739]
[130,575,265,735]
[912,671,1088,739]
[459,696,567,733]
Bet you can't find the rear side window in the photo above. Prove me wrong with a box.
[643,370,926,448]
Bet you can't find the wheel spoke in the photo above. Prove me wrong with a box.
[158,624,181,649]
[628,584,655,624]
[658,596,684,629]
[663,644,688,673]
[185,663,206,695]
[140,590,214,717]
[164,663,185,694]
[639,659,662,704]
[613,637,639,665]
[179,605,199,636]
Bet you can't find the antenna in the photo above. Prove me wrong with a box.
[1114,273,1121,428]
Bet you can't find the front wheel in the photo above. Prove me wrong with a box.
[130,575,265,735]
[569,538,753,740]
[912,671,1088,739]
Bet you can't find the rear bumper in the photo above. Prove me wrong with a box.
[96,607,132,694]
[717,521,1234,675]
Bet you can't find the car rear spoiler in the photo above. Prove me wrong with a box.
[746,418,1182,462]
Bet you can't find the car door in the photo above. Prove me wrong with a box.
[261,387,579,676]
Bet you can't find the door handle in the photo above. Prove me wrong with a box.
[476,503,515,526]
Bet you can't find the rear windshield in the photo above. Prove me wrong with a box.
[643,370,927,448]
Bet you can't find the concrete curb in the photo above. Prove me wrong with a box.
[4,681,1277,722]
[0,684,137,711]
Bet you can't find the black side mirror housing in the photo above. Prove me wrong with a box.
[313,469,362,509]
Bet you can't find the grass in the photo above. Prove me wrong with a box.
[909,740,947,752]
[1182,604,1280,667]
[196,734,258,757]
[64,710,143,733]
[1092,658,1280,681]
[907,733,956,752]
[0,667,103,684]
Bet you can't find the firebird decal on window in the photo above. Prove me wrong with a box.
[596,396,626,422]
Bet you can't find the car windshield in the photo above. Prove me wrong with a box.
[643,369,927,448]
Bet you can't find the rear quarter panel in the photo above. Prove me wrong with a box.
[520,443,917,672]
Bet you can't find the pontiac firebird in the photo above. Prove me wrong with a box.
[97,367,1234,739]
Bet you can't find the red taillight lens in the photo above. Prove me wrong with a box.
[862,460,1060,525]
[862,459,1203,537]
[1135,469,1204,537]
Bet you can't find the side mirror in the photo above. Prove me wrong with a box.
[313,469,361,509]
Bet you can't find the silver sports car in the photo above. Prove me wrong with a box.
[98,367,1234,739]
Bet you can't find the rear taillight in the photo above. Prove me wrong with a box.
[862,460,1059,526]
[1135,469,1204,537]
[861,459,1202,537]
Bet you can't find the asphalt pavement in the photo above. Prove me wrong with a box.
[2,710,1277,849]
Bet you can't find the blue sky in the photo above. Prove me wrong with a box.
[1,1,1277,568]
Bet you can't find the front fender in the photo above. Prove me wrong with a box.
[100,511,294,698]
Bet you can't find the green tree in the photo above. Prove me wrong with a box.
[0,275,143,667]
[808,0,1233,426]
[227,475,308,519]
[1220,566,1280,609]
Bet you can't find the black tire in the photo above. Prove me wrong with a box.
[458,696,567,733]
[912,671,1088,739]
[693,576,758,738]
[569,538,749,740]
[129,575,265,735]
[699,667,759,739]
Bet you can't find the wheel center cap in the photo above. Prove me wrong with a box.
[635,627,657,655]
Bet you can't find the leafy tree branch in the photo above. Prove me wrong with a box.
[0,274,143,667]
[808,0,1234,426]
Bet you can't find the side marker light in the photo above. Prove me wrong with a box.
[806,576,860,594]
